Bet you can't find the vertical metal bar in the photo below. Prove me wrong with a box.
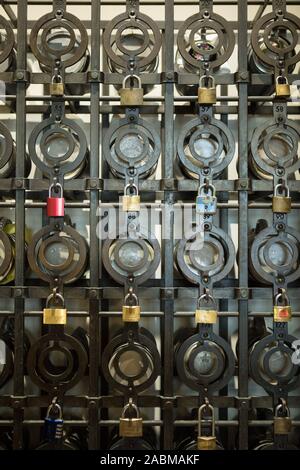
[13,0,27,450]
[162,0,174,450]
[237,0,249,450]
[88,0,100,450]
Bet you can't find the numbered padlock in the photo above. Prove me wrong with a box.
[198,75,216,105]
[122,292,141,322]
[44,402,64,442]
[47,183,65,217]
[197,404,217,450]
[275,76,290,98]
[50,74,64,96]
[272,184,291,213]
[119,401,143,437]
[195,293,218,324]
[196,184,217,215]
[119,75,143,107]
[273,291,292,322]
[274,403,292,435]
[43,292,67,325]
[122,184,140,212]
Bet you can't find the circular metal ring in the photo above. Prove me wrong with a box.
[40,20,76,57]
[263,19,298,56]
[177,12,235,69]
[176,226,235,284]
[251,12,300,67]
[102,229,160,285]
[250,226,300,285]
[177,117,235,178]
[103,11,161,70]
[30,12,88,68]
[251,119,300,177]
[113,343,149,383]
[40,127,76,164]
[263,236,298,275]
[0,122,13,171]
[114,127,150,166]
[27,332,88,393]
[0,16,15,65]
[187,342,225,384]
[38,234,76,274]
[113,238,149,274]
[27,223,87,284]
[38,343,74,383]
[262,125,298,166]
[114,20,150,57]
[188,125,224,166]
[0,231,13,280]
[263,345,297,384]
[188,20,224,59]
[250,334,300,394]
[28,116,87,178]
[102,329,160,393]
[176,331,235,392]
[189,237,225,274]
[103,117,160,178]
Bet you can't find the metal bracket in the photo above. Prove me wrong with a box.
[88,71,104,83]
[161,72,177,83]
[160,288,177,299]
[235,178,250,191]
[12,178,28,190]
[87,288,102,299]
[14,70,30,83]
[236,287,250,299]
[235,71,250,83]
[86,178,103,190]
[160,178,178,191]
[234,396,252,409]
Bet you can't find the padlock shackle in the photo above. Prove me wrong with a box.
[274,183,289,198]
[275,403,290,418]
[46,402,63,419]
[198,403,215,437]
[49,182,63,198]
[199,74,215,88]
[51,74,63,84]
[121,401,140,418]
[122,74,142,89]
[198,183,216,197]
[274,291,289,307]
[276,75,288,85]
[124,292,139,306]
[46,292,65,308]
[124,183,139,196]
[197,293,217,311]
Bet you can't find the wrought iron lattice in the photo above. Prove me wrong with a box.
[0,0,298,451]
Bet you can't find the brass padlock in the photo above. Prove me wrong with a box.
[272,184,291,213]
[50,74,64,96]
[275,76,290,98]
[195,293,218,324]
[122,183,140,212]
[198,75,216,105]
[119,74,143,107]
[43,292,67,325]
[274,403,292,435]
[119,400,143,437]
[273,291,292,322]
[122,292,141,322]
[197,403,217,450]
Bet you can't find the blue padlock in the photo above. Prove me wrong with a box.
[196,184,217,215]
[44,402,64,442]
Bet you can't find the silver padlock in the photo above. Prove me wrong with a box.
[196,184,217,215]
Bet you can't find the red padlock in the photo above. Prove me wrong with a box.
[47,183,65,217]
